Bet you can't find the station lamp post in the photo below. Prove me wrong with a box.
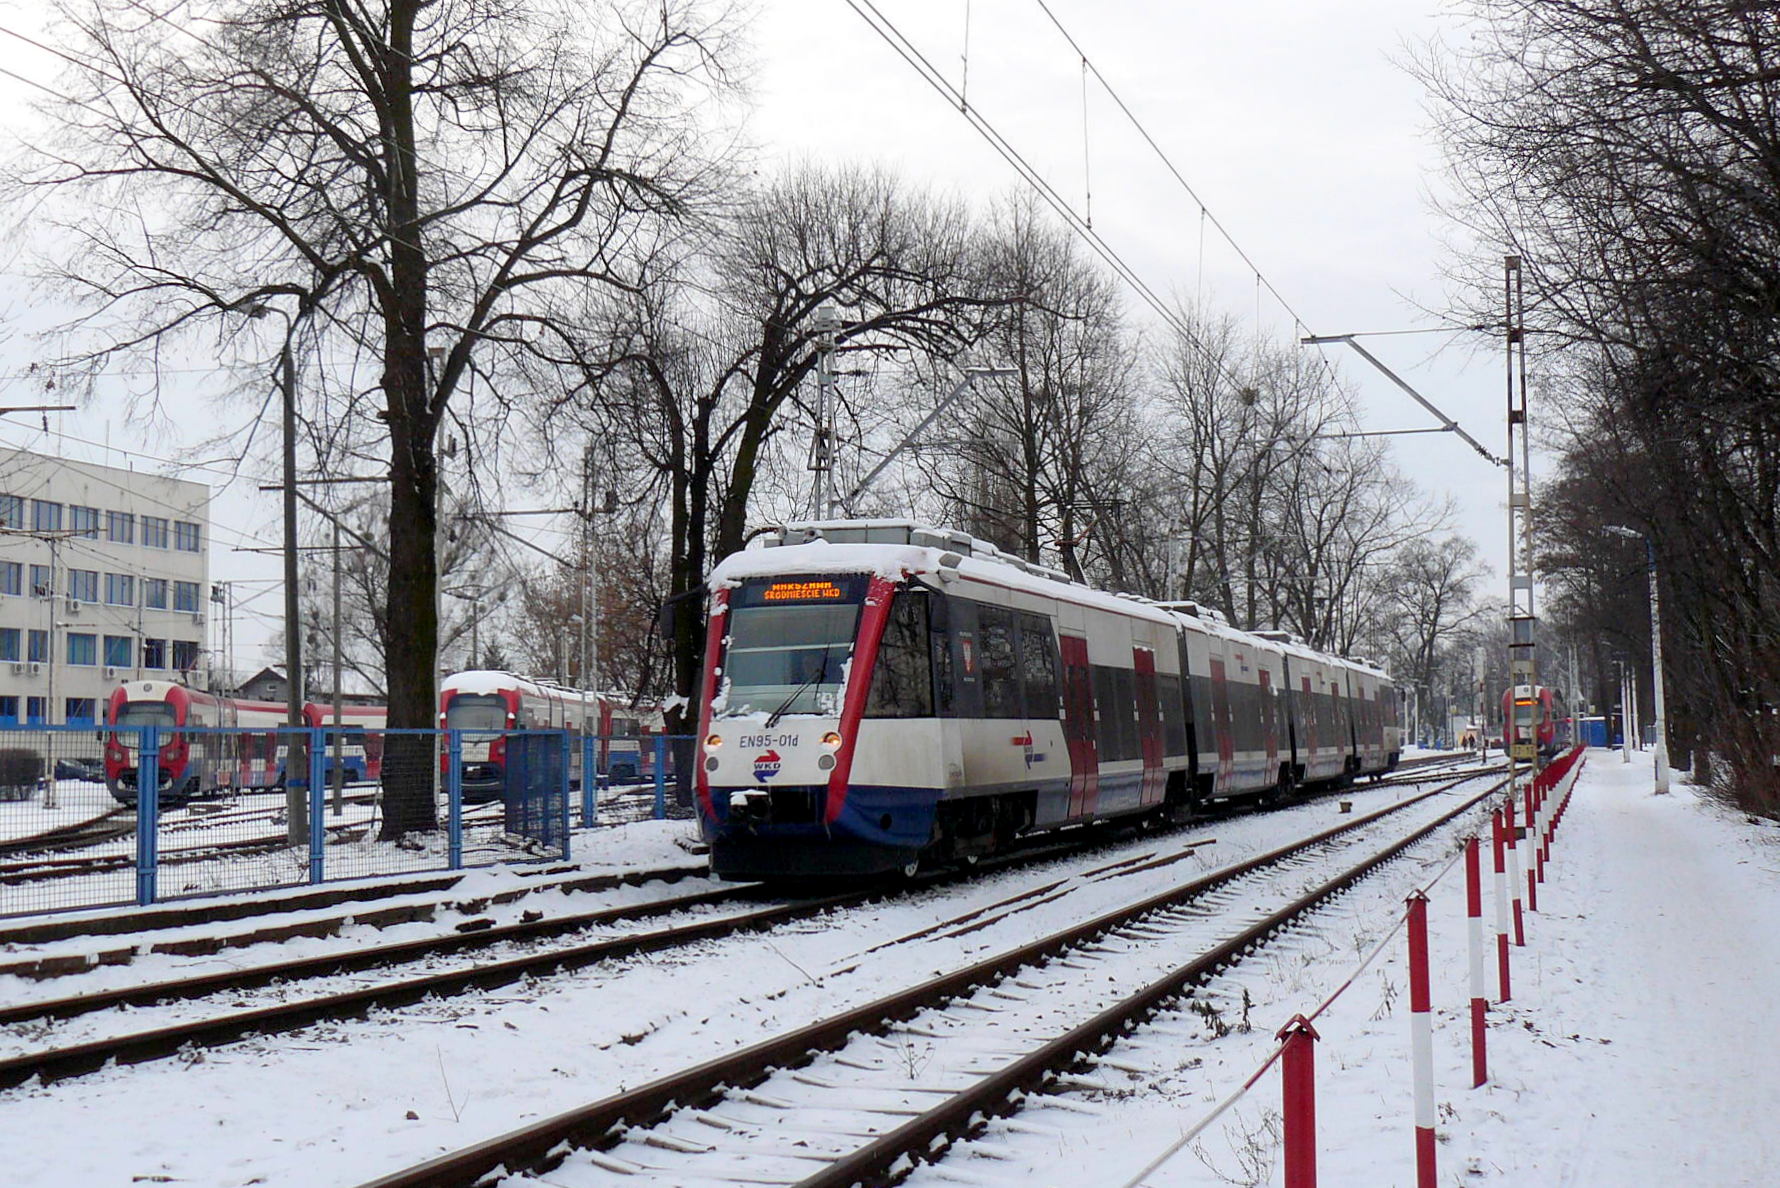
[1604,525,1669,793]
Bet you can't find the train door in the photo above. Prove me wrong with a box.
[1133,647,1164,807]
[1209,655,1235,793]
[1059,634,1098,817]
[1301,675,1319,764]
[1259,667,1278,779]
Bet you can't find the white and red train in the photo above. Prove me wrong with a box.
[695,522,1401,880]
[103,681,389,805]
[438,671,663,801]
[1503,683,1567,759]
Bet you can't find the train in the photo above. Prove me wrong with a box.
[694,521,1401,880]
[103,680,389,805]
[1503,683,1567,760]
[437,671,664,802]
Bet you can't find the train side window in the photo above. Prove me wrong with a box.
[933,596,981,718]
[978,604,1022,718]
[1016,613,1060,719]
[866,590,935,718]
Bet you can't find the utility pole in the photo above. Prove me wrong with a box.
[579,445,598,694]
[1503,256,1539,803]
[809,301,841,519]
[331,519,344,817]
[279,332,308,845]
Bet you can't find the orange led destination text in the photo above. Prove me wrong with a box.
[763,580,844,602]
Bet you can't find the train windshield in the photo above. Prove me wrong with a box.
[446,694,506,732]
[115,702,177,728]
[717,575,867,718]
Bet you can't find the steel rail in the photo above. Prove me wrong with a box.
[803,776,1507,1188]
[352,770,1502,1188]
[0,759,1470,1086]
[0,885,873,1091]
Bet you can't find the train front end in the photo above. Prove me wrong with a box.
[103,681,188,805]
[439,674,521,802]
[697,553,944,880]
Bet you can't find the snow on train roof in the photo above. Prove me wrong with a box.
[711,534,1184,628]
[710,522,1393,680]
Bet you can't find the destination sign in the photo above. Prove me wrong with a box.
[762,580,846,602]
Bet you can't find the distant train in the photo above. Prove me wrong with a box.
[437,671,663,802]
[1503,683,1568,760]
[103,680,388,805]
[695,521,1401,880]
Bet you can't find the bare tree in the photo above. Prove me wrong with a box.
[556,165,1007,729]
[917,193,1138,578]
[12,0,735,833]
[1423,0,1780,811]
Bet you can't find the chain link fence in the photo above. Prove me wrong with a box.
[0,725,697,918]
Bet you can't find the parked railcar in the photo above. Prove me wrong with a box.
[103,681,289,804]
[305,701,390,784]
[695,521,1400,880]
[437,671,661,801]
[104,682,394,804]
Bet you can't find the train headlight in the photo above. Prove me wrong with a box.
[704,733,723,750]
[820,731,843,749]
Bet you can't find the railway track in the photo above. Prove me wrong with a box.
[0,765,1493,1143]
[0,824,1226,1087]
[352,766,1508,1188]
[0,810,136,861]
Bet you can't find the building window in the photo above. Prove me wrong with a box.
[32,500,61,531]
[173,581,200,613]
[64,698,96,726]
[143,638,166,669]
[0,628,17,662]
[67,632,97,666]
[174,521,201,552]
[104,635,131,667]
[68,569,99,603]
[27,630,47,663]
[105,573,136,606]
[0,696,16,724]
[26,697,45,724]
[143,578,168,609]
[142,516,169,548]
[107,511,135,544]
[0,561,19,596]
[29,564,51,597]
[0,494,21,528]
[171,640,200,671]
[70,505,101,538]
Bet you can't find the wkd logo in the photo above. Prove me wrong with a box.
[752,750,782,781]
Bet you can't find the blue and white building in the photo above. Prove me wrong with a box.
[0,446,211,725]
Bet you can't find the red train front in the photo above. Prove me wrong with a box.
[1503,684,1564,759]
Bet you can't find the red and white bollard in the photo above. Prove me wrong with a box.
[1407,891,1437,1187]
[1465,835,1488,1086]
[1524,783,1539,910]
[1492,807,1512,1002]
[1505,794,1526,945]
[1279,1015,1320,1188]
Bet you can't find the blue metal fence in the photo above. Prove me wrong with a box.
[0,724,697,918]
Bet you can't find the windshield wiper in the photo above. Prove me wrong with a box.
[763,645,834,730]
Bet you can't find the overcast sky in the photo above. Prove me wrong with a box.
[0,0,1527,671]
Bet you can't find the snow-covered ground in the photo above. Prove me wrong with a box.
[1,753,1774,1187]
[0,777,117,844]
